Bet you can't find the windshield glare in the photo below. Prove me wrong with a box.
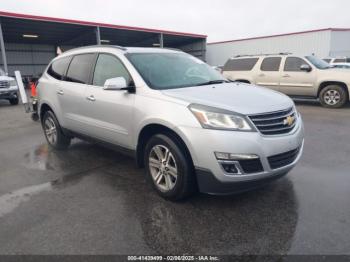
[305,56,331,69]
[126,52,225,90]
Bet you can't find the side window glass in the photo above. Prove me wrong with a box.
[47,56,71,80]
[93,54,132,87]
[260,57,281,71]
[223,58,258,71]
[334,58,346,63]
[284,57,308,72]
[66,54,95,84]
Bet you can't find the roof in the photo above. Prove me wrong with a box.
[208,28,350,45]
[59,45,181,57]
[0,11,206,38]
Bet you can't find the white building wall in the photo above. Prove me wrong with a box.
[206,30,332,66]
[330,31,350,57]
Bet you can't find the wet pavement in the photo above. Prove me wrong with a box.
[0,100,349,255]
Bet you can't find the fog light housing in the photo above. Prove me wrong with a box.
[221,163,239,174]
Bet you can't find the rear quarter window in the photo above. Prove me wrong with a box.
[47,56,71,80]
[223,58,258,71]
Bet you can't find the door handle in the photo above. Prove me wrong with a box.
[86,95,96,101]
[282,74,290,78]
[258,73,265,77]
[57,90,64,95]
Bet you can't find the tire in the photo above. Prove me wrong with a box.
[144,134,196,201]
[9,97,19,105]
[42,110,71,150]
[319,85,348,108]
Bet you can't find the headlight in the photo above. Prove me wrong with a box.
[189,104,253,131]
[9,80,17,86]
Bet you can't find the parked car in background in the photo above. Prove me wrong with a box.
[223,54,350,108]
[331,64,350,69]
[211,65,223,73]
[37,46,304,200]
[0,68,19,105]
[323,57,350,67]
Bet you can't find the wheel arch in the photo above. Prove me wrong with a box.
[136,123,194,169]
[318,81,349,99]
[39,102,54,123]
[235,79,251,84]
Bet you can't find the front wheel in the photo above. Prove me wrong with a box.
[144,134,196,201]
[9,97,19,105]
[42,111,71,150]
[319,85,348,108]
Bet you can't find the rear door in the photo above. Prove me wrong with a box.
[279,56,316,96]
[58,53,96,132]
[254,57,282,91]
[82,53,135,147]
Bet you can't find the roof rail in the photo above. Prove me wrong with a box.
[234,52,292,58]
[63,45,127,53]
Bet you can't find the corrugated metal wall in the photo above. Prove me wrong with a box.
[0,41,206,77]
[0,43,56,77]
[206,30,332,66]
[178,39,207,61]
[330,31,350,57]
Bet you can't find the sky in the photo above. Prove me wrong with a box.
[1,0,350,42]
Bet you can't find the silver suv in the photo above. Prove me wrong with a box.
[222,54,350,108]
[37,46,304,200]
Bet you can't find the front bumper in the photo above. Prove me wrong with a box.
[176,117,304,194]
[0,86,18,99]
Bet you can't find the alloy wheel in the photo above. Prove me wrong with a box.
[44,117,57,145]
[324,89,341,106]
[149,145,178,192]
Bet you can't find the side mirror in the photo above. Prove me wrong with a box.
[300,64,312,72]
[103,77,135,92]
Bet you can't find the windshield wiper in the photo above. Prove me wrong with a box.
[194,80,228,86]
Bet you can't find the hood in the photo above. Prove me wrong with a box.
[161,82,293,115]
[0,75,15,81]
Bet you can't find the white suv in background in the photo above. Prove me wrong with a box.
[37,46,304,200]
[323,57,350,66]
[223,54,350,108]
[0,68,19,105]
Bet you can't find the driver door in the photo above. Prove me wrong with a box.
[82,53,135,148]
[279,57,316,96]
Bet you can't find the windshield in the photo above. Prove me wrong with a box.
[126,52,226,90]
[305,56,331,69]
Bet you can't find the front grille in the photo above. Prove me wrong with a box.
[268,147,301,169]
[249,107,297,135]
[239,158,264,174]
[0,80,10,89]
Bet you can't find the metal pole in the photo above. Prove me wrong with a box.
[96,26,101,45]
[159,33,164,48]
[0,21,8,74]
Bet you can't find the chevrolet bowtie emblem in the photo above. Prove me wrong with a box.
[284,115,295,126]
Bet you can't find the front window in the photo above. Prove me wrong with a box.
[284,57,308,72]
[126,52,226,90]
[305,56,331,69]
